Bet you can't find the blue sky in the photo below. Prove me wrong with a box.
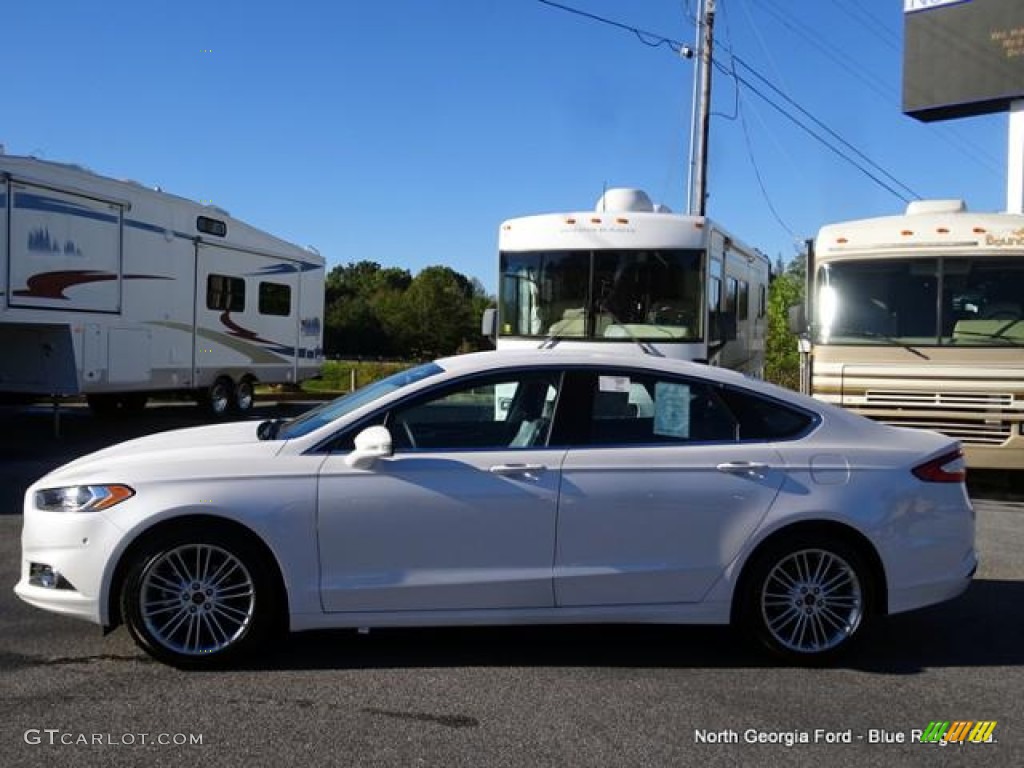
[4,1,1010,291]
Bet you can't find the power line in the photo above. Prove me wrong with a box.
[725,64,916,203]
[534,0,920,204]
[535,0,692,56]
[825,0,901,51]
[716,2,794,234]
[752,0,1001,174]
[728,56,921,200]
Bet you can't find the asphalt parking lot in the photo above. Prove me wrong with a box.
[1,401,1022,767]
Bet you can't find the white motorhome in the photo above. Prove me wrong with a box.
[799,199,1024,469]
[492,188,770,375]
[0,155,325,416]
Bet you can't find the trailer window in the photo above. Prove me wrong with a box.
[259,281,292,316]
[207,274,245,312]
[197,216,227,237]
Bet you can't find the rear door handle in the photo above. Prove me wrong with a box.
[489,463,546,477]
[716,461,769,477]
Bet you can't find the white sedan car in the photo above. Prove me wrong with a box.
[16,350,975,667]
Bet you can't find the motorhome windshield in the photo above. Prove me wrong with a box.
[499,248,704,342]
[815,255,1024,346]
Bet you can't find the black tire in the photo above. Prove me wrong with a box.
[87,393,148,418]
[86,394,120,417]
[739,534,871,664]
[119,393,148,414]
[202,377,235,419]
[120,527,282,669]
[235,378,255,414]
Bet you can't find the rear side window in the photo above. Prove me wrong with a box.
[588,373,738,445]
[579,371,815,446]
[717,386,816,440]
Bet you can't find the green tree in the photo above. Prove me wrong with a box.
[397,266,478,359]
[323,261,493,359]
[323,261,412,357]
[765,258,806,390]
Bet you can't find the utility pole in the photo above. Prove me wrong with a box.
[689,0,716,216]
[1009,99,1024,214]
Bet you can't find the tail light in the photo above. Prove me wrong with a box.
[912,449,966,483]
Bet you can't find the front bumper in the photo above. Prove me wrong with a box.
[14,506,127,626]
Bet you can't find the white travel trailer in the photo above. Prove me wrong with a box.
[492,188,770,375]
[0,155,324,416]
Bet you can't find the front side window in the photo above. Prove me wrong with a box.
[277,362,443,440]
[499,249,704,342]
[390,372,561,451]
[816,255,1024,346]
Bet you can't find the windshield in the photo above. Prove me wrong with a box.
[815,255,1024,346]
[499,249,704,342]
[275,362,444,439]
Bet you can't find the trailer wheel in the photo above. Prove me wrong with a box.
[87,393,148,418]
[204,377,235,419]
[235,379,255,413]
[87,394,120,417]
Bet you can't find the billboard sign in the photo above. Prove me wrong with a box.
[903,0,1024,121]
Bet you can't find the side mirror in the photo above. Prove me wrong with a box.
[344,425,393,469]
[481,307,497,338]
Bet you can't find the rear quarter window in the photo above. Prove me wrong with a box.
[718,386,816,441]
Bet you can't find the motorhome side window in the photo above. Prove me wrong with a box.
[259,282,292,316]
[197,216,227,237]
[738,280,749,321]
[207,274,245,312]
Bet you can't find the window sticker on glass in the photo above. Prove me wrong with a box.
[654,382,691,438]
[599,375,631,393]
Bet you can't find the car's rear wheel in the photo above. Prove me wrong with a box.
[742,536,870,663]
[120,529,280,668]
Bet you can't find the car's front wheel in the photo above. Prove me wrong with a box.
[120,529,281,668]
[741,536,871,663]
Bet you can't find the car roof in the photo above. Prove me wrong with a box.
[432,348,863,425]
[437,348,755,387]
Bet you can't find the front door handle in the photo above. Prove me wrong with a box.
[489,463,547,477]
[716,461,769,477]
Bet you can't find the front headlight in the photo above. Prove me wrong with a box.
[34,484,135,513]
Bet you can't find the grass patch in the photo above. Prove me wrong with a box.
[301,360,414,394]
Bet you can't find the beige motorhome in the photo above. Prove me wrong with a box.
[803,200,1024,469]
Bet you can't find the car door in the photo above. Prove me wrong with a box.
[554,370,787,607]
[317,370,566,613]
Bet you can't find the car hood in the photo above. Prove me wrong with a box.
[37,421,280,486]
